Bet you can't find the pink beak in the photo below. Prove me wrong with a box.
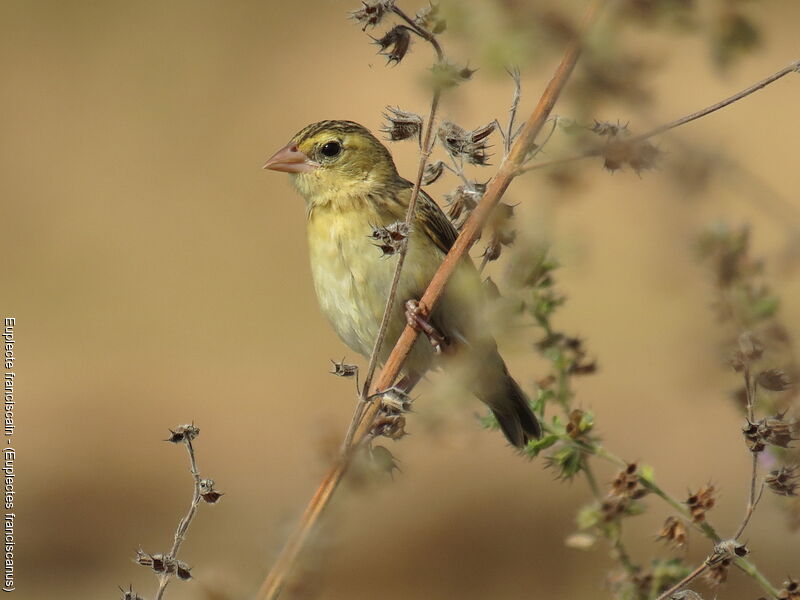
[262,143,319,174]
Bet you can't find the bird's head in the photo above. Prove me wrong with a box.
[263,120,401,207]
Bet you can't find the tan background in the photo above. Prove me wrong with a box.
[1,1,799,598]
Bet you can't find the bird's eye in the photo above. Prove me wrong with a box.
[320,141,342,158]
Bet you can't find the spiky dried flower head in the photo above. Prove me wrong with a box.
[381,106,423,141]
[766,465,798,497]
[135,550,192,580]
[778,577,800,600]
[686,484,715,523]
[610,462,648,500]
[370,221,410,257]
[657,516,688,550]
[421,160,445,185]
[119,585,143,600]
[166,424,199,443]
[445,183,484,230]
[350,0,395,30]
[437,121,495,165]
[374,386,414,415]
[330,358,358,378]
[370,414,407,440]
[372,25,412,64]
[565,408,594,441]
[590,119,629,137]
[601,138,660,174]
[199,478,224,504]
[757,368,793,392]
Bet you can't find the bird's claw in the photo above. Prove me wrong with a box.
[405,299,447,354]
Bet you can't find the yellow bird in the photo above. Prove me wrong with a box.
[263,120,540,447]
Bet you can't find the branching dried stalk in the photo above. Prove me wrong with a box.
[125,424,223,600]
[517,58,800,176]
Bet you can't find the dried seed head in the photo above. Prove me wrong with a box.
[609,462,647,500]
[742,419,765,453]
[370,414,407,439]
[370,221,410,256]
[199,478,224,504]
[421,160,445,185]
[350,0,395,30]
[414,2,446,33]
[778,577,800,600]
[657,516,688,550]
[166,424,199,443]
[565,409,594,441]
[766,465,798,496]
[445,183,484,229]
[600,137,660,174]
[381,106,423,142]
[370,444,401,477]
[374,386,414,414]
[437,120,495,165]
[704,559,731,587]
[372,25,412,64]
[590,119,629,138]
[758,411,798,448]
[330,359,358,378]
[135,550,191,580]
[686,484,715,523]
[738,331,764,361]
[119,585,143,600]
[756,368,792,391]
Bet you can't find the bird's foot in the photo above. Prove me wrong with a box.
[405,299,447,354]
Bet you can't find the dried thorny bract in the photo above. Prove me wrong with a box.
[766,465,798,496]
[602,138,660,174]
[745,411,799,451]
[686,484,715,523]
[370,221,410,256]
[330,358,358,378]
[703,540,749,588]
[199,478,224,504]
[381,106,423,142]
[119,585,143,600]
[376,386,414,414]
[778,577,800,600]
[135,551,192,581]
[350,0,395,30]
[369,444,400,478]
[657,516,688,550]
[370,414,407,439]
[166,423,199,443]
[590,119,629,138]
[372,25,412,64]
[445,183,484,230]
[421,160,445,185]
[438,121,495,165]
[757,368,793,392]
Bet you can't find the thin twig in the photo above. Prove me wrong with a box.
[154,436,203,600]
[517,58,800,175]
[654,562,708,600]
[254,3,605,598]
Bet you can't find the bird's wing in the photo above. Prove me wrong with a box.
[400,185,458,255]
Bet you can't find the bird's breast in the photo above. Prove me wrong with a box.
[306,207,399,357]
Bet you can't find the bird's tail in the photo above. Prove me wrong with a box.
[475,356,542,448]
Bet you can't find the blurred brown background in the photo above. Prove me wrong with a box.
[1,1,799,598]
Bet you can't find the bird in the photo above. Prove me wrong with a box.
[263,120,541,448]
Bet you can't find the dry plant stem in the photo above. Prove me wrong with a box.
[654,563,708,600]
[155,437,202,600]
[342,89,442,450]
[734,365,763,540]
[516,58,800,175]
[255,3,605,598]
